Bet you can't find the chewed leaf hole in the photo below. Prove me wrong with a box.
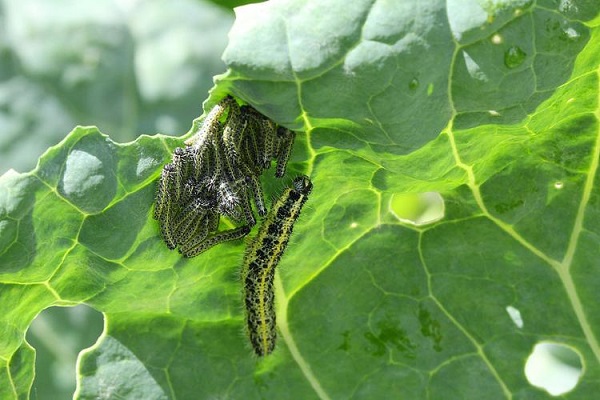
[26,305,104,399]
[505,305,523,328]
[389,192,444,226]
[524,342,583,396]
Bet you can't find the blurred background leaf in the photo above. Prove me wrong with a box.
[0,0,234,175]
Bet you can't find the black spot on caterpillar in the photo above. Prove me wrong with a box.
[242,175,313,356]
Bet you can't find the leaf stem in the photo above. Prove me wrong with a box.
[275,274,331,400]
[556,65,600,364]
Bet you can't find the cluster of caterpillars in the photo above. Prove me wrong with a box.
[153,95,296,257]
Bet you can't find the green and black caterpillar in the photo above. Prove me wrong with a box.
[242,175,313,356]
[154,96,313,356]
[153,96,296,257]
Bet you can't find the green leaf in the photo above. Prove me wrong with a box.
[2,0,600,399]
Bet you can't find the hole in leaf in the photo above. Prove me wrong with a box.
[26,305,104,399]
[524,342,583,396]
[505,305,523,328]
[389,192,445,226]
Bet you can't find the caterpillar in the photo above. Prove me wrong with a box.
[242,175,313,356]
[275,127,295,178]
[180,224,251,258]
[154,95,300,257]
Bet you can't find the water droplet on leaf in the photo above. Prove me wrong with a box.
[408,78,419,91]
[504,46,526,69]
[561,26,580,41]
[427,83,434,96]
[558,0,578,14]
[390,192,444,226]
